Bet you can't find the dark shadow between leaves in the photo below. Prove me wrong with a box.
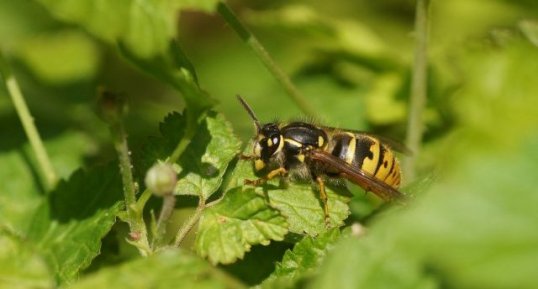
[176,112,219,181]
[48,163,123,222]
[220,242,293,286]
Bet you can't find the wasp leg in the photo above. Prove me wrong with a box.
[245,167,287,186]
[240,154,255,160]
[315,176,330,227]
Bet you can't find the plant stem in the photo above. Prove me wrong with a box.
[0,53,57,190]
[112,119,151,256]
[217,2,316,118]
[404,0,430,181]
[174,197,205,247]
[169,111,198,163]
[152,194,176,248]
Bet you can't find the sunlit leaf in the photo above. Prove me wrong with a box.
[35,0,219,58]
[195,188,288,265]
[228,145,351,236]
[260,228,342,289]
[0,233,54,289]
[135,111,241,199]
[0,132,94,236]
[29,166,123,284]
[69,249,245,289]
[175,112,241,199]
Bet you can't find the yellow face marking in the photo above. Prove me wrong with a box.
[318,136,324,147]
[267,138,273,146]
[275,135,284,153]
[296,154,305,163]
[361,137,380,175]
[344,136,356,164]
[254,159,266,171]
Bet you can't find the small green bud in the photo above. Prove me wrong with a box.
[145,163,177,196]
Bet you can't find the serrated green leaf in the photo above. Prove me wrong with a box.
[36,0,219,59]
[195,188,288,265]
[260,228,342,289]
[0,233,54,289]
[30,166,123,284]
[134,111,187,178]
[175,112,241,199]
[228,145,351,236]
[267,184,350,236]
[69,249,245,289]
[136,111,241,199]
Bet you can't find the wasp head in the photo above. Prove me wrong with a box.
[253,123,284,170]
[237,95,284,171]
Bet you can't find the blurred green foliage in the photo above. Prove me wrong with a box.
[1,0,537,288]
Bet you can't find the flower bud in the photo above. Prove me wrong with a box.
[145,163,177,196]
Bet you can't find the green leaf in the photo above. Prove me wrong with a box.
[30,166,123,284]
[0,132,93,236]
[35,0,219,59]
[310,236,438,289]
[312,139,538,289]
[0,149,46,236]
[69,249,245,289]
[175,112,242,199]
[136,111,241,199]
[195,188,288,265]
[15,30,100,84]
[228,146,351,236]
[260,228,342,289]
[134,111,187,180]
[0,233,55,289]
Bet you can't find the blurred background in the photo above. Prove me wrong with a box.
[1,0,537,167]
[1,0,536,163]
[1,0,538,287]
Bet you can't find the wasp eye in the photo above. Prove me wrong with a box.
[272,137,279,145]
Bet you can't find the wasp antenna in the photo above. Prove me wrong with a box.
[237,95,261,131]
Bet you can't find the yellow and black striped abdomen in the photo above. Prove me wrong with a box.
[327,133,401,188]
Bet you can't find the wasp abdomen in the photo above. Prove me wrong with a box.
[327,133,401,188]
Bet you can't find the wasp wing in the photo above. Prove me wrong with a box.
[308,150,404,201]
[320,126,412,155]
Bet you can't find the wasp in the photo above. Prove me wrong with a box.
[238,96,406,223]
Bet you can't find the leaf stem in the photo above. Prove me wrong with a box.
[169,111,198,163]
[112,121,151,255]
[404,0,430,181]
[174,197,205,247]
[217,2,316,118]
[0,52,58,190]
[98,89,153,256]
[152,194,176,248]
